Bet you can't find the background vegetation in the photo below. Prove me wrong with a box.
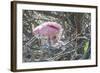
[22,10,91,62]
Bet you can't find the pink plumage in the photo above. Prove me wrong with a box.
[32,22,62,44]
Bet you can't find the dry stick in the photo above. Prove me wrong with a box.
[47,33,82,61]
[48,46,79,61]
[72,15,78,60]
[23,36,37,47]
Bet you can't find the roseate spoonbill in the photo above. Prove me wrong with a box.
[32,22,63,46]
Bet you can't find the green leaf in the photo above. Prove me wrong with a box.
[83,40,89,54]
[32,45,39,49]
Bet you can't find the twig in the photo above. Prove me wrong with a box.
[24,36,37,47]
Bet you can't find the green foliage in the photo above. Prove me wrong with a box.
[83,40,89,55]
